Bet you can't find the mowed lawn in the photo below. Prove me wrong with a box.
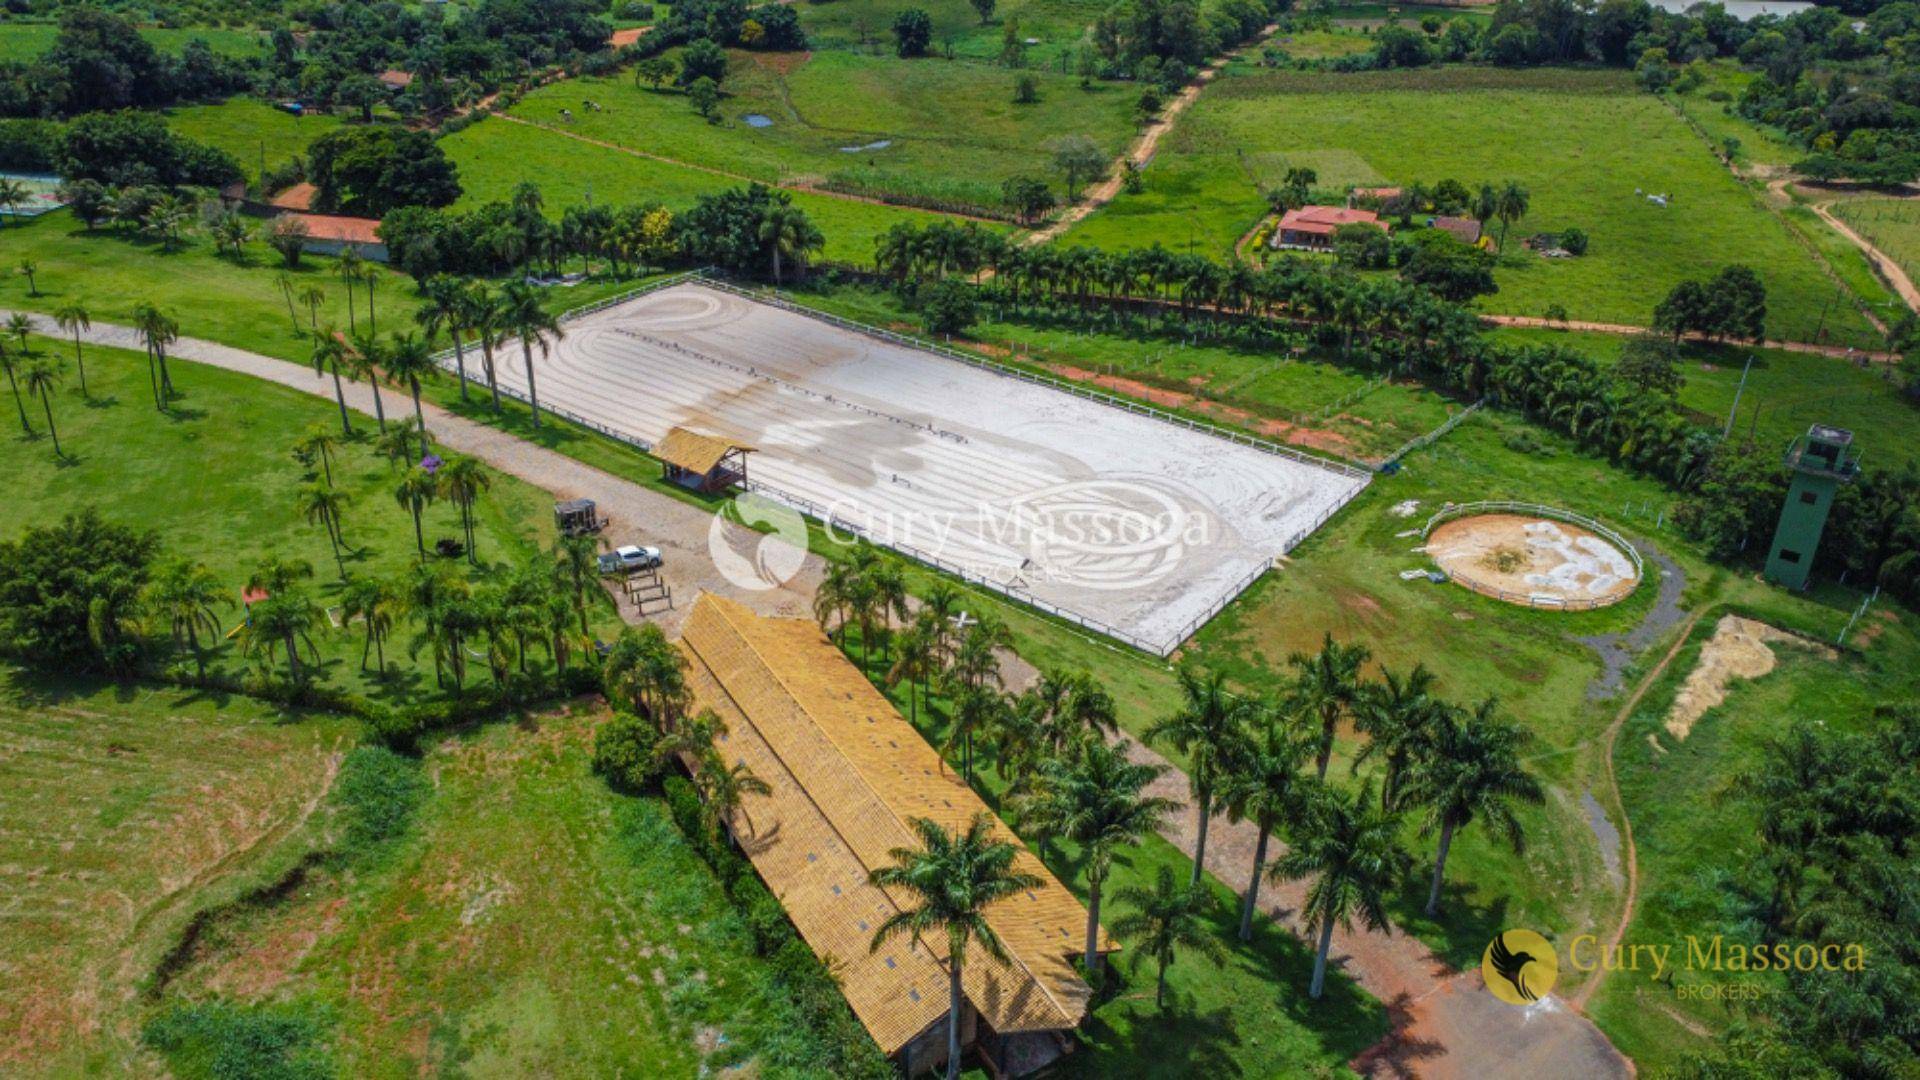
[0,338,594,703]
[511,48,1138,213]
[1591,606,1919,1071]
[442,114,1007,265]
[0,673,356,1074]
[1066,67,1878,344]
[165,99,344,185]
[150,707,850,1076]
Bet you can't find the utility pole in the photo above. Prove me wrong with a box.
[1723,353,1754,438]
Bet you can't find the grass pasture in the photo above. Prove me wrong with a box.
[0,674,355,1074]
[442,114,1001,266]
[165,100,344,186]
[1065,66,1881,345]
[511,48,1137,215]
[0,22,269,62]
[794,0,1105,68]
[0,336,596,703]
[1830,195,1920,288]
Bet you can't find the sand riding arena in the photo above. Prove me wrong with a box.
[465,279,1371,655]
[1424,503,1641,609]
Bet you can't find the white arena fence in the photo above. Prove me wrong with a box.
[425,271,1374,656]
[1419,500,1645,611]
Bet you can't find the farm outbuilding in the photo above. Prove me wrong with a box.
[654,426,753,493]
[1273,206,1386,249]
[674,595,1109,1077]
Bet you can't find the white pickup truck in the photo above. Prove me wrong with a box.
[596,545,663,574]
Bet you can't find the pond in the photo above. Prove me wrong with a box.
[838,139,892,153]
[742,113,773,128]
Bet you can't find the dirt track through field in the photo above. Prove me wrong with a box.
[1481,313,1900,361]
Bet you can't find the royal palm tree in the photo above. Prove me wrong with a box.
[298,283,326,331]
[499,281,562,428]
[556,533,599,636]
[869,813,1041,1080]
[760,203,824,285]
[339,575,396,673]
[23,357,63,457]
[468,284,506,413]
[294,424,341,486]
[1352,663,1442,812]
[382,330,437,456]
[1290,632,1372,780]
[52,303,90,398]
[240,588,322,684]
[1401,698,1543,916]
[1023,738,1177,974]
[131,303,178,409]
[417,275,472,401]
[1273,779,1406,999]
[886,621,939,724]
[295,482,353,575]
[395,467,438,557]
[1111,865,1226,1010]
[1218,701,1317,940]
[1495,180,1530,252]
[0,338,27,434]
[1018,668,1119,755]
[309,329,354,435]
[435,455,490,563]
[146,558,226,678]
[944,682,1009,785]
[346,333,389,432]
[335,246,363,334]
[1146,665,1249,887]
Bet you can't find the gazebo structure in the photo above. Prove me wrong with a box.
[655,426,753,493]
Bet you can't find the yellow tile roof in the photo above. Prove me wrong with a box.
[654,426,752,476]
[676,595,1107,1054]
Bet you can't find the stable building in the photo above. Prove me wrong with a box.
[675,595,1111,1077]
[655,426,753,493]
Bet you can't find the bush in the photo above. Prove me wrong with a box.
[0,118,62,171]
[920,279,978,335]
[1559,226,1588,255]
[592,711,664,792]
[331,745,425,864]
[142,1000,332,1080]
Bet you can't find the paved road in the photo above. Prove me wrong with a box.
[2,311,825,636]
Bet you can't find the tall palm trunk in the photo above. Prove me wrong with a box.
[4,365,28,433]
[1239,821,1271,941]
[409,502,426,556]
[39,393,61,457]
[71,334,88,397]
[1426,818,1457,916]
[1310,914,1335,999]
[944,963,963,1080]
[368,376,387,432]
[1084,878,1103,975]
[1189,785,1213,888]
[451,329,470,400]
[520,340,542,427]
[481,341,502,413]
[1316,713,1335,779]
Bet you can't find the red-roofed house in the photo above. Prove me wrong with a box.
[1273,206,1386,250]
[294,213,387,262]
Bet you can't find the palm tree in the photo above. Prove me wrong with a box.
[869,813,1041,1080]
[339,575,396,673]
[695,749,774,837]
[53,303,90,398]
[1273,778,1405,999]
[336,246,363,334]
[1018,668,1118,755]
[886,621,939,724]
[417,275,472,401]
[395,467,438,557]
[1023,738,1177,974]
[1145,665,1249,887]
[23,357,63,457]
[436,455,490,563]
[944,682,1008,784]
[1111,865,1226,1010]
[1218,702,1316,941]
[602,623,689,726]
[1401,698,1543,916]
[382,330,437,456]
[0,338,28,435]
[298,283,326,331]
[275,272,300,333]
[346,333,388,432]
[1495,180,1530,252]
[131,304,178,409]
[556,533,599,636]
[295,424,341,486]
[467,285,506,413]
[1352,663,1442,812]
[16,258,38,296]
[499,281,563,427]
[146,558,226,678]
[760,203,824,285]
[295,482,353,575]
[239,589,322,684]
[309,329,354,436]
[0,177,26,222]
[1290,632,1372,780]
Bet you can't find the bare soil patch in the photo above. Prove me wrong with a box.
[1664,614,1836,741]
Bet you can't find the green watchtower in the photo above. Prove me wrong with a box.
[1763,425,1860,591]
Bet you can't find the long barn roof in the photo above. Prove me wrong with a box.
[675,595,1108,1054]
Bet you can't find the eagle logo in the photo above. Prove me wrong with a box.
[1481,929,1559,1005]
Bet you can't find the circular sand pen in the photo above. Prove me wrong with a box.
[1421,502,1641,610]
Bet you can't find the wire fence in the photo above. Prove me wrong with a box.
[1381,400,1484,467]
[1419,500,1645,611]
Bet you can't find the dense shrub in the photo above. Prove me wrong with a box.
[591,711,664,792]
[0,507,157,673]
[0,117,62,171]
[142,1000,332,1080]
[331,745,426,863]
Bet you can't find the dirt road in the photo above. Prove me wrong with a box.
[1482,313,1899,361]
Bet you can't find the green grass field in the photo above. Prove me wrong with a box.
[1663,63,1803,174]
[1589,605,1918,1071]
[442,114,1002,266]
[1492,327,1920,471]
[510,48,1137,214]
[146,706,859,1076]
[1831,196,1920,286]
[0,337,609,702]
[795,0,1106,68]
[165,100,344,185]
[0,673,356,1074]
[1065,66,1881,345]
[0,22,270,61]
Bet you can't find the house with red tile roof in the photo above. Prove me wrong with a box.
[1273,206,1387,250]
